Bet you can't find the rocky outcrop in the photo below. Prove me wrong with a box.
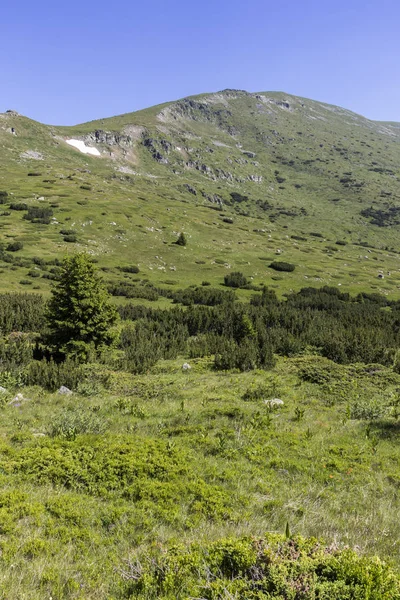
[84,130,132,147]
[143,138,171,164]
[184,184,197,195]
[201,191,223,206]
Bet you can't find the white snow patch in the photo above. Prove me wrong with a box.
[66,139,101,156]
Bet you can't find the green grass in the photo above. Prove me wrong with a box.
[0,355,399,597]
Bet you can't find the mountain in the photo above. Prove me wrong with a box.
[2,89,400,296]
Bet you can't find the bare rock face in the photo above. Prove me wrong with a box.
[184,184,197,195]
[143,138,170,163]
[84,130,133,147]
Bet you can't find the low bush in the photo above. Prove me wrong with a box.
[6,241,23,252]
[23,359,84,391]
[23,206,53,224]
[224,271,248,288]
[118,265,140,274]
[269,261,295,272]
[9,202,28,210]
[119,534,400,599]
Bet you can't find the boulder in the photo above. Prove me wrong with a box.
[58,385,72,395]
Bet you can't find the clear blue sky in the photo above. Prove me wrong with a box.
[1,0,400,125]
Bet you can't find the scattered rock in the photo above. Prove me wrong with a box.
[184,184,197,195]
[182,363,191,371]
[20,150,44,160]
[264,398,284,407]
[9,393,25,407]
[58,385,72,395]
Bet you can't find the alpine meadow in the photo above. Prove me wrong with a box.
[1,90,400,598]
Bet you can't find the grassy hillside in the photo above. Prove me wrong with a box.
[1,90,400,297]
[2,91,400,598]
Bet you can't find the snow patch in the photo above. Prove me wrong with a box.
[66,139,101,156]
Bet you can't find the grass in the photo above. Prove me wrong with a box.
[0,355,399,597]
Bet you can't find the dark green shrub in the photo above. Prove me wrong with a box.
[0,333,34,369]
[9,203,28,211]
[118,265,140,274]
[175,232,187,246]
[108,283,159,301]
[24,358,84,391]
[59,229,76,236]
[63,234,77,243]
[6,241,23,252]
[0,293,45,333]
[0,191,8,204]
[269,261,295,272]
[23,206,53,224]
[224,271,248,288]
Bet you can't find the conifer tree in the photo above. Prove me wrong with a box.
[46,253,118,359]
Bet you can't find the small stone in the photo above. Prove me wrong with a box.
[0,386,7,394]
[58,386,72,395]
[9,393,25,407]
[264,398,284,407]
[182,363,191,371]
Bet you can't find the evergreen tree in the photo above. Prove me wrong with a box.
[175,232,187,246]
[46,253,118,359]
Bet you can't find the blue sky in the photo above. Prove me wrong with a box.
[1,0,400,124]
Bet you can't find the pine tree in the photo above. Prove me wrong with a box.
[175,232,187,246]
[46,253,118,359]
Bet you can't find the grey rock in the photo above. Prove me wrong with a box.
[9,393,25,407]
[185,184,197,196]
[264,398,284,407]
[84,130,132,147]
[182,362,191,371]
[58,385,72,395]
